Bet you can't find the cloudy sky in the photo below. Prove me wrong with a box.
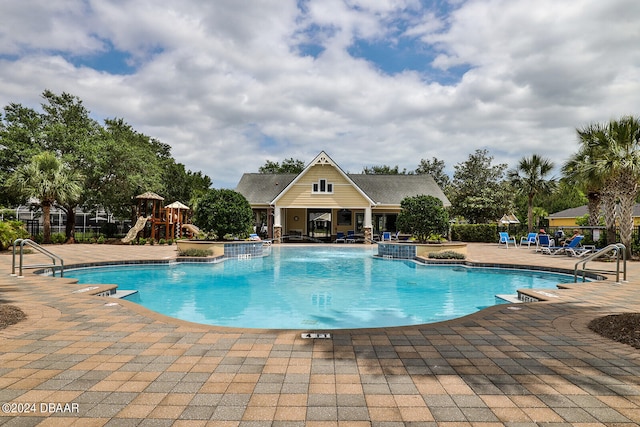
[1,0,639,188]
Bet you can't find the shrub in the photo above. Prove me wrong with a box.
[149,239,155,245]
[167,239,174,245]
[138,238,147,245]
[0,221,30,251]
[51,233,66,244]
[178,248,213,257]
[428,250,465,260]
[159,238,166,245]
[450,224,498,242]
[97,236,105,244]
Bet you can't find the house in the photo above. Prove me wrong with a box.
[548,203,640,227]
[235,151,450,242]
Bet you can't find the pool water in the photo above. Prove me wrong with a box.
[65,246,575,329]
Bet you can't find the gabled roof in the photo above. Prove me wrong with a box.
[271,151,375,205]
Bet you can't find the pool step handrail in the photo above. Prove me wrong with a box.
[11,238,64,278]
[573,243,626,284]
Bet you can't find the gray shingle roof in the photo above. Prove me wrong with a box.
[235,173,450,206]
[235,173,297,205]
[348,174,450,206]
[549,203,640,218]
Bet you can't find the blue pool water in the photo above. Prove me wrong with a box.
[65,246,575,329]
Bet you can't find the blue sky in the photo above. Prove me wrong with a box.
[1,0,639,189]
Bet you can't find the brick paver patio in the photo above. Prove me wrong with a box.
[1,242,639,426]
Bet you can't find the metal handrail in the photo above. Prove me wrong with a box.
[574,243,626,284]
[11,238,64,278]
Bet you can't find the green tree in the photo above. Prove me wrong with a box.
[8,152,82,243]
[193,189,253,240]
[161,161,212,208]
[567,116,640,252]
[534,179,587,215]
[0,104,45,206]
[362,165,410,174]
[259,158,305,174]
[92,118,166,218]
[562,133,607,228]
[507,154,556,232]
[397,195,449,242]
[448,149,513,223]
[39,90,103,241]
[415,157,450,190]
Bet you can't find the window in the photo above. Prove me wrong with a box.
[337,209,352,226]
[312,178,333,194]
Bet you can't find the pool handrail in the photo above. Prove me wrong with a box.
[573,243,626,284]
[11,238,64,278]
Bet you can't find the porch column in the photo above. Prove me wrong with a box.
[273,206,282,244]
[364,207,373,244]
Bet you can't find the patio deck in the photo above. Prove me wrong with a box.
[1,242,639,426]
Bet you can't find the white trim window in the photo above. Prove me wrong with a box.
[312,178,333,194]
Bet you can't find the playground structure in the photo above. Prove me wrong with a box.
[121,192,198,243]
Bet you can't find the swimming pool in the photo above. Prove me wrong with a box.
[65,246,576,329]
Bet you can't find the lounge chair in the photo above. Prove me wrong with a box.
[381,231,392,242]
[565,244,596,257]
[520,232,538,248]
[536,234,552,252]
[346,230,356,243]
[498,231,517,248]
[335,232,345,243]
[541,235,584,255]
[390,231,400,241]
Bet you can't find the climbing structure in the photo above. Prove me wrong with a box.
[122,192,194,242]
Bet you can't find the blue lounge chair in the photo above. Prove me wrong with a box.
[381,231,392,241]
[346,230,356,243]
[335,232,345,243]
[536,234,552,252]
[520,232,538,248]
[565,244,596,257]
[499,231,517,248]
[541,235,584,255]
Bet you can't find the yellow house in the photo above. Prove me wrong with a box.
[235,151,450,243]
[548,204,640,227]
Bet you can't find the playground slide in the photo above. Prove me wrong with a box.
[181,223,201,236]
[121,216,148,243]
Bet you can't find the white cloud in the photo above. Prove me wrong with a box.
[0,0,639,190]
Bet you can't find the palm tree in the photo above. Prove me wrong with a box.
[8,151,83,243]
[567,116,640,253]
[563,124,609,234]
[508,154,557,232]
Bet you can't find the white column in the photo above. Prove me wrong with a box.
[274,207,282,227]
[364,207,372,228]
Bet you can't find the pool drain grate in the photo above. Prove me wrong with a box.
[301,333,331,339]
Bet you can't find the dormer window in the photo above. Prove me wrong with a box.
[312,178,333,194]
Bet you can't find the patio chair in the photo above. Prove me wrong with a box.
[335,232,346,243]
[541,235,584,255]
[346,230,356,243]
[381,231,392,241]
[498,231,517,248]
[520,232,538,248]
